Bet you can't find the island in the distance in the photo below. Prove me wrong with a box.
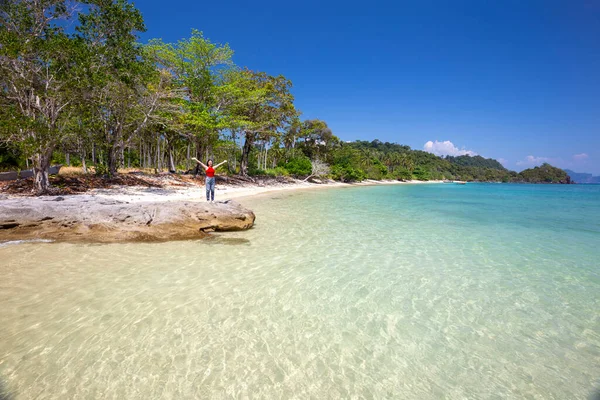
[564,169,600,184]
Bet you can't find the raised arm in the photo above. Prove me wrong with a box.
[214,160,228,169]
[191,157,208,170]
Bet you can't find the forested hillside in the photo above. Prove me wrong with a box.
[445,155,506,170]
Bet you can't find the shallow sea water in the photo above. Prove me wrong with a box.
[0,183,599,399]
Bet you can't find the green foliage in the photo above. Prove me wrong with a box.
[94,163,110,176]
[0,144,22,170]
[51,151,67,165]
[394,168,413,181]
[412,166,431,181]
[446,155,506,170]
[329,145,366,182]
[291,119,337,160]
[265,167,289,177]
[518,163,569,183]
[330,164,366,182]
[0,0,86,191]
[363,158,388,180]
[280,156,311,176]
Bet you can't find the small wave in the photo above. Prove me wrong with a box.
[0,239,54,248]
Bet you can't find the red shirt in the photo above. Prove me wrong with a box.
[206,167,215,177]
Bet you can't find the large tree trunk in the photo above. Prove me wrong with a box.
[32,148,53,195]
[155,135,161,172]
[186,142,190,171]
[168,146,176,173]
[231,131,237,173]
[240,132,254,176]
[79,138,87,173]
[108,142,120,177]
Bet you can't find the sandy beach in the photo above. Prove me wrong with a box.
[0,176,442,243]
[1,175,443,205]
[2,177,442,203]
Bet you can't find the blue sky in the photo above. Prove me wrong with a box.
[136,0,600,174]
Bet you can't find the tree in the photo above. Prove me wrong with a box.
[77,0,167,176]
[518,163,570,183]
[303,159,330,181]
[0,0,82,193]
[398,153,415,172]
[295,119,334,159]
[147,30,235,163]
[225,69,297,175]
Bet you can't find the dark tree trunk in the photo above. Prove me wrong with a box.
[186,142,190,171]
[231,131,237,173]
[165,135,176,173]
[33,147,53,195]
[108,143,120,177]
[155,135,160,172]
[240,131,254,176]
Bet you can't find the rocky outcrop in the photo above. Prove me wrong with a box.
[0,196,255,243]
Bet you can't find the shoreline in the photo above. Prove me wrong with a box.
[0,178,442,244]
[2,177,444,204]
[0,179,441,244]
[219,179,444,203]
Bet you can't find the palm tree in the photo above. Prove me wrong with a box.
[359,149,374,169]
[398,153,415,172]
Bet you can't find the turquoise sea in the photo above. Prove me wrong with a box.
[0,183,599,399]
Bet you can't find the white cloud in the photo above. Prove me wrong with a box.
[516,153,594,172]
[516,155,552,167]
[423,140,477,157]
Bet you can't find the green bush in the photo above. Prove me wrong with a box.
[365,159,388,180]
[394,168,413,181]
[412,166,431,181]
[280,156,312,176]
[0,144,22,170]
[248,166,267,176]
[94,163,110,176]
[265,167,289,177]
[330,164,365,182]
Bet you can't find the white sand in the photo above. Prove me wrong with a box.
[0,178,443,205]
[73,179,443,205]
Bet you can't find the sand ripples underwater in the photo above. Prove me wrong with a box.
[1,184,599,399]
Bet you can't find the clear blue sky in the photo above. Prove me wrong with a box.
[136,0,600,174]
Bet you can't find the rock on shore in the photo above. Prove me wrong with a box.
[0,196,255,243]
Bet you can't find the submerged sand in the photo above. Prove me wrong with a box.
[0,178,441,243]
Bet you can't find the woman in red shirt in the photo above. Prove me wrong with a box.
[192,158,227,202]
